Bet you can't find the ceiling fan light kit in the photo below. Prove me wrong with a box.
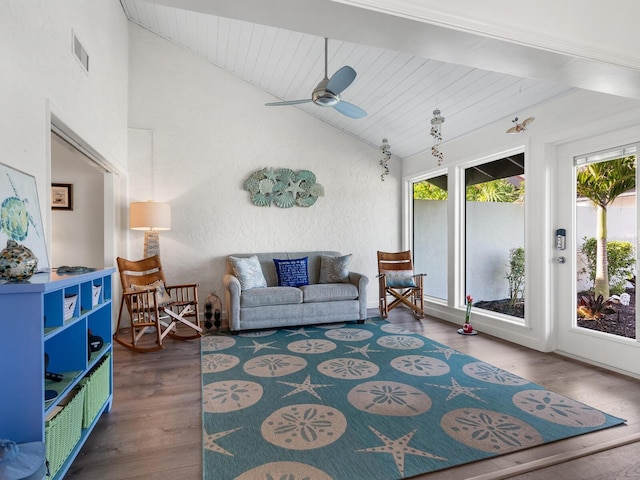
[507,116,535,134]
[265,38,367,119]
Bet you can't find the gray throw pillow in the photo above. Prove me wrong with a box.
[229,255,268,290]
[319,254,351,283]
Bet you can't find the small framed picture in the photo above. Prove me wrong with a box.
[51,183,73,210]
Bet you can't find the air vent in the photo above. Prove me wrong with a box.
[73,32,89,72]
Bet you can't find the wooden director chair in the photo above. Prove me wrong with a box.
[114,255,202,352]
[377,250,426,319]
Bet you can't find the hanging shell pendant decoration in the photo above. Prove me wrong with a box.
[0,239,38,282]
[243,167,324,208]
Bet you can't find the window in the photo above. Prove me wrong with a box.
[465,153,525,320]
[413,174,447,300]
[575,146,636,339]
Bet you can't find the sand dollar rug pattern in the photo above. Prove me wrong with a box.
[201,320,625,479]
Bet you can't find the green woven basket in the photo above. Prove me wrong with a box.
[82,354,111,429]
[45,385,86,478]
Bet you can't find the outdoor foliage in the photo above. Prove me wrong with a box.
[579,237,635,295]
[577,294,616,320]
[414,178,523,202]
[506,247,525,306]
[466,179,521,202]
[414,181,447,200]
[576,156,636,298]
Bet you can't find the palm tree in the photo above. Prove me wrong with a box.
[466,179,520,202]
[576,156,636,299]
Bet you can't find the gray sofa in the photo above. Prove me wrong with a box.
[223,251,368,332]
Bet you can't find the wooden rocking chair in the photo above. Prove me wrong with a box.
[114,255,202,352]
[377,250,426,319]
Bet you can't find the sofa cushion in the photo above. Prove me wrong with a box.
[229,255,268,290]
[273,257,309,287]
[319,253,351,283]
[240,286,303,308]
[300,283,358,303]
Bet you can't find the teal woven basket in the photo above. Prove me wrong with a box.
[82,354,111,429]
[45,385,86,478]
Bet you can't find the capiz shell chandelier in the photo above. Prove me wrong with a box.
[430,108,445,165]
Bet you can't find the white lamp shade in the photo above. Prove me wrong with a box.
[129,201,171,231]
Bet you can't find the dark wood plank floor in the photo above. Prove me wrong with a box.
[66,309,640,479]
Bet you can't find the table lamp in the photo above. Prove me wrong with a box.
[129,201,171,258]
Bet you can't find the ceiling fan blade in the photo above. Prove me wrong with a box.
[332,100,367,119]
[265,99,313,106]
[326,66,356,95]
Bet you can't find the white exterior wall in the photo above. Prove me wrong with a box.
[413,199,448,299]
[415,198,637,301]
[127,24,402,309]
[414,200,525,302]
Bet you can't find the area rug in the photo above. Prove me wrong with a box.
[201,319,625,479]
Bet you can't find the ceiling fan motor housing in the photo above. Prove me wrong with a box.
[312,79,339,106]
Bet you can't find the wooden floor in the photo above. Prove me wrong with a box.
[66,309,640,480]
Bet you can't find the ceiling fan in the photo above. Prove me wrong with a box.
[506,116,535,134]
[265,38,367,119]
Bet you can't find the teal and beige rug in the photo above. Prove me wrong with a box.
[201,319,625,479]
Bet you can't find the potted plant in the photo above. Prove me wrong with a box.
[459,294,476,334]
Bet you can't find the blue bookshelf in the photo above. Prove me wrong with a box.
[0,268,115,479]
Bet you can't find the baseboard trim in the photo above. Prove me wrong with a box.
[467,432,640,480]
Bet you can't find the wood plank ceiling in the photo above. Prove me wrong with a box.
[121,0,574,159]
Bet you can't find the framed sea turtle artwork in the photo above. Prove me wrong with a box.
[0,162,49,272]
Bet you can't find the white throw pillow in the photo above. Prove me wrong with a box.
[229,255,268,290]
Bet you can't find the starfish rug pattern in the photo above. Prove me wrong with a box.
[202,319,625,479]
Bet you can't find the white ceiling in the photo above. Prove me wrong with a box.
[120,0,582,159]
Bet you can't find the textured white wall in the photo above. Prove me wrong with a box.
[127,24,402,313]
[0,0,129,260]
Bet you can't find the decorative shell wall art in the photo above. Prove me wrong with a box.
[243,168,325,208]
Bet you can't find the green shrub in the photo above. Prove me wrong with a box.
[506,247,525,306]
[579,237,635,294]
